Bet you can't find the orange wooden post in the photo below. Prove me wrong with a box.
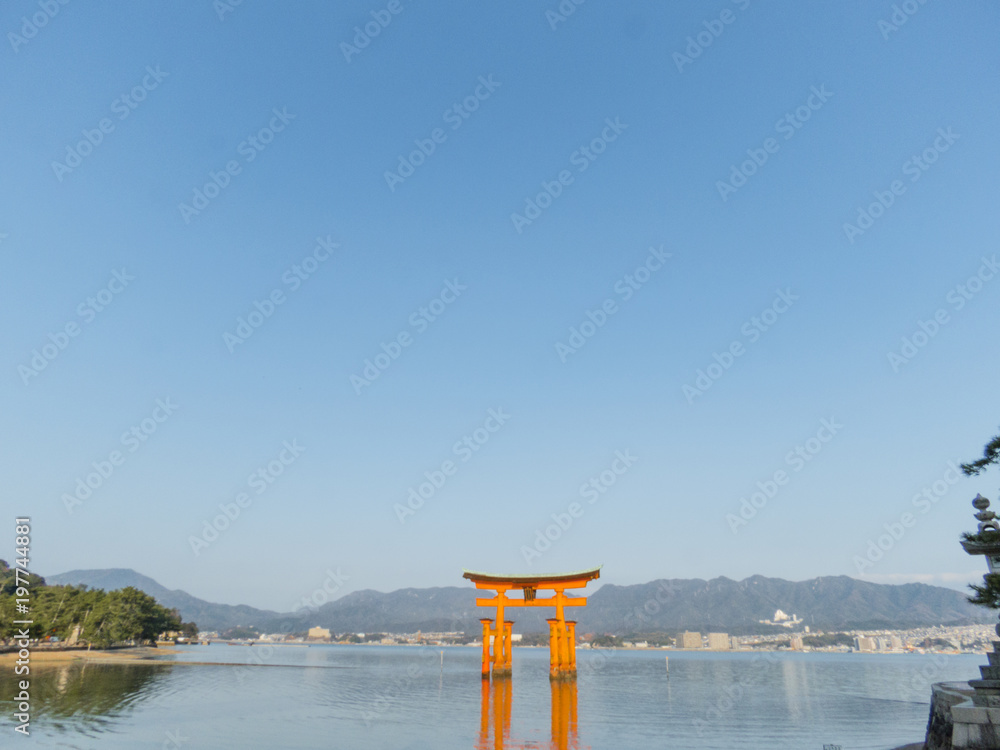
[558,623,572,677]
[547,618,562,678]
[567,621,577,672]
[493,590,510,677]
[480,619,493,679]
[503,621,514,671]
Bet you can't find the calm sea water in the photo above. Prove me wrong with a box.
[0,644,985,749]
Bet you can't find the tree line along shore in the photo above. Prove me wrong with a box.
[0,560,196,649]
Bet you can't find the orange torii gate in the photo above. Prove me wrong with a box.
[463,567,601,680]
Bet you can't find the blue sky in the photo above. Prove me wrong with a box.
[2,1,999,612]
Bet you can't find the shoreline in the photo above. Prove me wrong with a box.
[0,646,181,667]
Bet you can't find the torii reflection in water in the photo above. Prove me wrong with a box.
[476,677,581,750]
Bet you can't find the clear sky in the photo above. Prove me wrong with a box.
[2,1,999,612]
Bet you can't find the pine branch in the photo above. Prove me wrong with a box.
[962,430,1000,476]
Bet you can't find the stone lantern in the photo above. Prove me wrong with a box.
[941,495,1000,748]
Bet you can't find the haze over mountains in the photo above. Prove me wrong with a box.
[46,568,991,634]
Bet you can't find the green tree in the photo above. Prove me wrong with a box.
[0,580,183,646]
[102,587,180,642]
[961,428,1000,609]
[0,559,46,595]
[961,428,1000,476]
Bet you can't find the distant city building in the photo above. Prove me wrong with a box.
[890,635,904,651]
[677,631,702,649]
[707,633,731,651]
[790,636,804,650]
[855,636,876,652]
[307,627,332,641]
[758,609,804,628]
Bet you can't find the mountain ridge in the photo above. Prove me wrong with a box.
[47,568,280,631]
[45,568,991,634]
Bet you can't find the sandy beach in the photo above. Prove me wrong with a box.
[0,646,178,667]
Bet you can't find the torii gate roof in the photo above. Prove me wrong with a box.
[462,567,602,587]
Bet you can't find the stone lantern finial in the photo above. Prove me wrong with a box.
[973,494,1000,535]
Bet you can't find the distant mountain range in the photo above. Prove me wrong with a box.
[47,568,280,631]
[45,568,992,634]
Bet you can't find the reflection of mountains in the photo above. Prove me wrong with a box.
[0,662,172,728]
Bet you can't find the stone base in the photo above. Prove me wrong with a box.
[491,667,512,678]
[924,682,1000,749]
[926,682,976,750]
[952,698,1000,748]
[549,670,577,681]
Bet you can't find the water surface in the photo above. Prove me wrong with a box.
[0,644,982,749]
